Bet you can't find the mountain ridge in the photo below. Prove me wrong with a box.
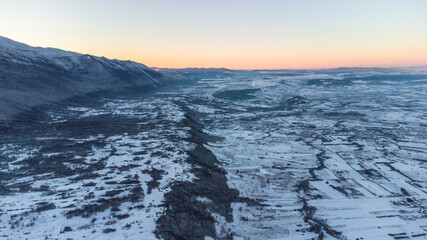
[0,36,174,121]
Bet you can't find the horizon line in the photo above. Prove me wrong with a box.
[152,65,427,71]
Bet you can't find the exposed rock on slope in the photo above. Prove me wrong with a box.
[0,36,171,121]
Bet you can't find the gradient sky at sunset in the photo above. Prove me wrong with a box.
[1,0,427,69]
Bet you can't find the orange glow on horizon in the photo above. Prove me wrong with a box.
[120,47,427,70]
[65,37,426,70]
[70,47,425,70]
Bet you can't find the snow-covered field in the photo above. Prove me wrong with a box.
[0,69,426,239]
[187,69,427,239]
[0,95,195,239]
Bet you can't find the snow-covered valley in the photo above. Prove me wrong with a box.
[0,68,426,239]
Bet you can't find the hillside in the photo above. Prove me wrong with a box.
[0,36,170,121]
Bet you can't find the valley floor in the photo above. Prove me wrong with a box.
[0,69,426,239]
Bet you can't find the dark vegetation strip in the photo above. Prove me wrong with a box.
[295,141,343,239]
[155,103,259,240]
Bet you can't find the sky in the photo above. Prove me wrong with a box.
[1,0,427,69]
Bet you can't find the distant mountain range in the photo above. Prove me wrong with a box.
[0,36,176,121]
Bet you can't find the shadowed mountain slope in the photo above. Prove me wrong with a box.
[0,36,174,121]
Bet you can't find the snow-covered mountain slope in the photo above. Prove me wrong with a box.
[0,36,172,121]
